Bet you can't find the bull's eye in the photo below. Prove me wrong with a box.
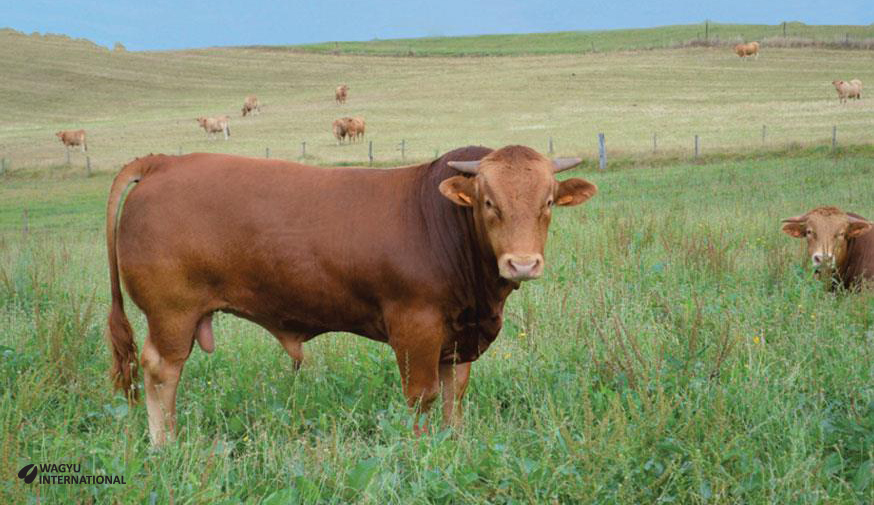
[484,199,493,209]
[806,230,813,237]
[547,198,554,207]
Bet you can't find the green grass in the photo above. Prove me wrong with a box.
[277,22,874,56]
[2,151,874,503]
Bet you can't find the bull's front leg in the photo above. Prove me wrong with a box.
[386,306,444,435]
[439,361,471,430]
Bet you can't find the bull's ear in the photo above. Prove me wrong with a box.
[439,176,475,207]
[555,178,597,207]
[780,216,807,238]
[847,216,872,238]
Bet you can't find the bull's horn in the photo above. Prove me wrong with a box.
[447,161,480,174]
[553,157,582,173]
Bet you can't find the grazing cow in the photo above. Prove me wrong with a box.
[734,41,760,59]
[56,129,87,152]
[781,206,874,289]
[105,145,597,445]
[335,84,349,104]
[332,118,349,144]
[241,95,260,116]
[196,116,230,140]
[832,80,863,103]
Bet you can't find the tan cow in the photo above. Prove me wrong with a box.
[241,95,260,116]
[196,116,230,140]
[833,79,862,103]
[347,116,365,141]
[781,206,874,289]
[335,84,349,104]
[734,41,760,59]
[56,129,87,152]
[332,118,349,144]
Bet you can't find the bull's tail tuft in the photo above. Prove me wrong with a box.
[106,158,149,402]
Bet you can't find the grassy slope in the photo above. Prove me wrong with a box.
[2,152,874,503]
[1,28,874,175]
[282,22,874,56]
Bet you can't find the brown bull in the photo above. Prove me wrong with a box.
[833,79,862,103]
[105,146,597,444]
[781,206,874,289]
[56,129,87,152]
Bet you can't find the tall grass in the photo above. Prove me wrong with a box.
[1,151,873,502]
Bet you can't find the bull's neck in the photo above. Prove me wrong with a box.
[413,166,515,312]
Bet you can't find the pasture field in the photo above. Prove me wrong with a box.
[2,28,874,174]
[2,150,874,503]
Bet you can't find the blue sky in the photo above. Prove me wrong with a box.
[3,1,872,51]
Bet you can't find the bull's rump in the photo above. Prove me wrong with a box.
[116,153,435,340]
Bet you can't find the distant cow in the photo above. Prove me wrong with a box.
[734,41,760,59]
[346,116,365,141]
[332,118,349,144]
[832,79,862,103]
[335,84,349,104]
[105,146,597,445]
[241,95,260,116]
[56,129,87,152]
[781,206,874,289]
[196,116,230,140]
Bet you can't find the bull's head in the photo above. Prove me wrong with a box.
[439,145,597,282]
[781,206,872,275]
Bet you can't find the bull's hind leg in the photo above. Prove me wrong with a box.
[141,312,198,445]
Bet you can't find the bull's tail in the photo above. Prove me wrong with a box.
[106,158,148,402]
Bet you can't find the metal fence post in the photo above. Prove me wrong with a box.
[368,141,373,166]
[265,147,270,159]
[598,133,606,170]
[399,139,405,161]
[65,148,70,165]
[548,136,554,155]
[832,126,837,151]
[86,156,91,177]
[652,133,657,154]
[301,141,306,158]
[694,135,700,158]
[762,125,767,145]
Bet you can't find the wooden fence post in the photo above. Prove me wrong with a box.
[694,135,700,158]
[652,133,657,154]
[368,141,373,166]
[65,148,70,165]
[762,125,767,145]
[301,141,306,158]
[86,156,91,177]
[548,136,554,155]
[399,139,405,160]
[598,133,606,170]
[265,147,270,159]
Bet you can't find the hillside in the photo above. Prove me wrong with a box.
[275,22,874,56]
[1,26,873,173]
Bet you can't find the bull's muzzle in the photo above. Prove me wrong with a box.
[499,254,544,281]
